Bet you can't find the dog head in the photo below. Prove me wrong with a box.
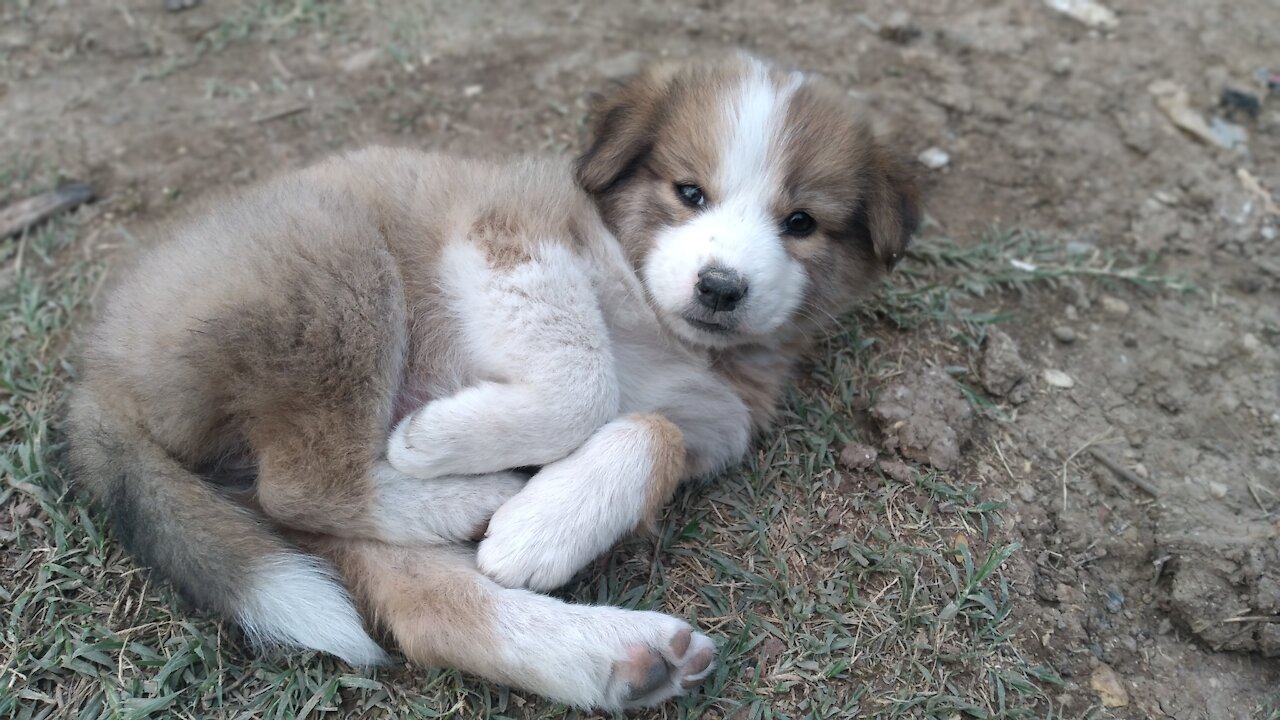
[577,54,919,349]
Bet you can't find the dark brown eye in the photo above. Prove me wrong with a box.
[783,211,816,237]
[675,184,706,208]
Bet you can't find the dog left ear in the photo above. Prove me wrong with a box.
[575,67,671,195]
[862,142,921,271]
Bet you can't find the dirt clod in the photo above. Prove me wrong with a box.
[839,441,879,471]
[1162,519,1280,656]
[872,367,972,470]
[980,328,1031,403]
[877,459,914,484]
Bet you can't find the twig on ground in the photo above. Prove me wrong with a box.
[0,183,95,239]
[251,103,309,124]
[1060,433,1112,511]
[1088,448,1161,498]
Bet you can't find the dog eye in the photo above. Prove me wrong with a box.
[675,184,706,209]
[783,211,816,237]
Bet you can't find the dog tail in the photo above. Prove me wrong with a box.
[64,387,387,666]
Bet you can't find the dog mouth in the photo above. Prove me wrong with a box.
[681,315,735,335]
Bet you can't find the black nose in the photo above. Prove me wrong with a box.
[695,267,748,312]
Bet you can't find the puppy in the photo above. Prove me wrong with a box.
[64,54,918,710]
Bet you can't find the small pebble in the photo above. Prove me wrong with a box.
[1217,394,1240,414]
[1208,480,1229,499]
[164,0,200,11]
[1090,664,1130,708]
[1207,117,1248,150]
[1220,88,1262,121]
[1099,296,1131,317]
[879,10,922,44]
[1044,369,1075,388]
[1104,588,1125,613]
[1240,333,1262,356]
[1017,483,1037,502]
[1052,325,1077,344]
[1064,305,1079,321]
[341,47,383,74]
[463,84,484,97]
[918,147,950,170]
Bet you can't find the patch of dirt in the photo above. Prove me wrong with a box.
[872,365,974,470]
[984,287,1280,717]
[4,0,1279,717]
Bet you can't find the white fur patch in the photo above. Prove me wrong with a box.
[642,60,808,346]
[238,553,387,666]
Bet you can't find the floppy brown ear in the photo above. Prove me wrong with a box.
[575,69,671,195]
[861,141,921,271]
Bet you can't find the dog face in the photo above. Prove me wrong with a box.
[577,55,920,348]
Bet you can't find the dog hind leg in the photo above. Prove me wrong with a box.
[319,540,716,710]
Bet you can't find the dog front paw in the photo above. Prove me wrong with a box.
[477,510,582,592]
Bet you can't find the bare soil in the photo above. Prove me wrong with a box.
[3,0,1278,717]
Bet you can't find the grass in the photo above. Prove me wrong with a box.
[863,226,1193,348]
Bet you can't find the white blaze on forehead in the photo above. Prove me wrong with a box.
[715,60,804,208]
[640,59,811,347]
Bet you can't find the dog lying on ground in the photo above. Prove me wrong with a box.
[64,53,918,709]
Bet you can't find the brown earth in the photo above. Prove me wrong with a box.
[3,0,1278,718]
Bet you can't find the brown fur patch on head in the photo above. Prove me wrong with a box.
[777,80,921,337]
[575,56,741,251]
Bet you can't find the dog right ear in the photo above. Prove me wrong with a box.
[575,68,671,195]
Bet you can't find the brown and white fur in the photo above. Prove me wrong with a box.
[64,54,918,710]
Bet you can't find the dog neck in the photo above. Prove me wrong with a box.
[708,332,814,433]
